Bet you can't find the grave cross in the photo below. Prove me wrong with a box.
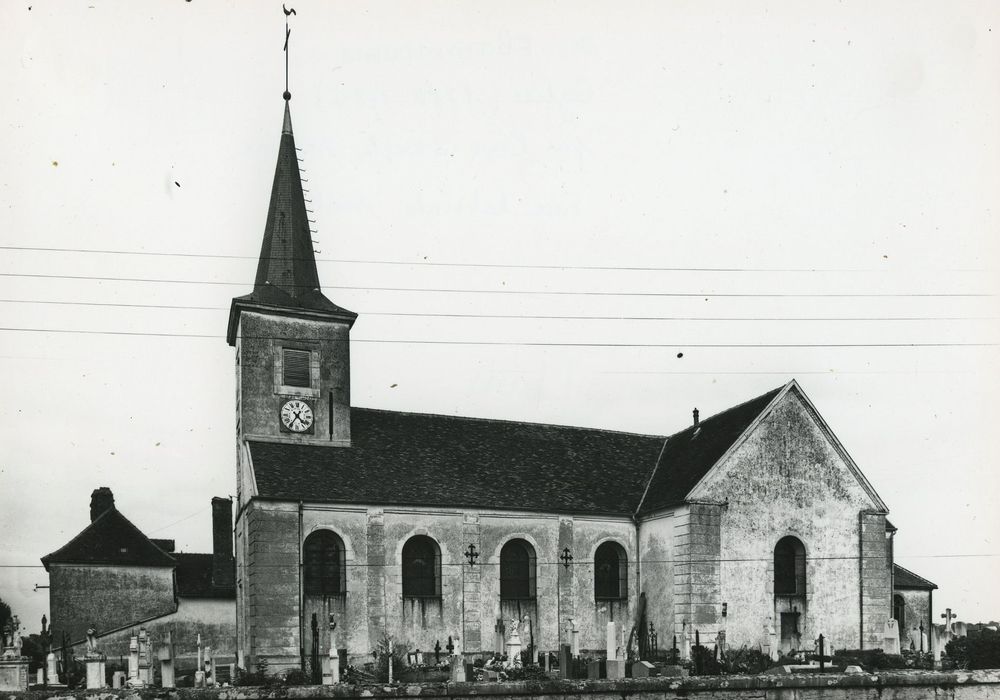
[464,544,479,567]
[560,548,574,569]
[941,608,957,632]
[434,640,441,663]
[446,636,454,655]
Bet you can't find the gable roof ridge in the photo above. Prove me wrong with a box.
[664,383,789,439]
[41,507,117,566]
[352,405,667,440]
[676,380,795,502]
[784,380,889,513]
[42,506,176,568]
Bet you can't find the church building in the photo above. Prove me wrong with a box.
[228,93,934,671]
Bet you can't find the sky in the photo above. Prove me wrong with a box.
[1,0,998,635]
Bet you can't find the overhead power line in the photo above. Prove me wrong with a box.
[0,244,990,273]
[0,298,996,322]
[0,327,995,348]
[0,273,990,298]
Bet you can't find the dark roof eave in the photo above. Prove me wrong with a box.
[245,493,636,519]
[227,297,358,345]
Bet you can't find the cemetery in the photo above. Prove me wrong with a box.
[4,608,998,700]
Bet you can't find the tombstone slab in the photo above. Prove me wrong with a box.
[883,619,901,656]
[631,660,657,678]
[448,655,465,682]
[605,659,625,679]
[558,644,573,680]
[46,652,60,685]
[112,671,126,689]
[586,659,605,679]
[0,657,29,691]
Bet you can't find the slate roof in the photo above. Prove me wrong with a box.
[175,553,236,599]
[228,101,355,344]
[41,508,176,569]
[637,386,785,513]
[250,408,667,515]
[249,384,790,516]
[894,563,937,590]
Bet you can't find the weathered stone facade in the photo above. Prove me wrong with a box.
[47,564,176,647]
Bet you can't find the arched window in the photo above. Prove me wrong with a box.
[893,594,906,629]
[402,535,441,598]
[774,536,806,595]
[594,541,628,600]
[303,530,346,597]
[500,539,536,600]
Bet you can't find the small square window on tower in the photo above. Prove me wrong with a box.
[282,348,311,388]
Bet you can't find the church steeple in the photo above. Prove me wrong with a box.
[227,99,356,345]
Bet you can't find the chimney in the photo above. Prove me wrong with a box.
[211,497,234,589]
[692,408,700,427]
[90,487,115,522]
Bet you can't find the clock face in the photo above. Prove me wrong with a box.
[280,399,314,433]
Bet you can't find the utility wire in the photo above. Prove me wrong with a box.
[0,273,990,298]
[0,327,995,348]
[0,244,990,273]
[0,298,996,322]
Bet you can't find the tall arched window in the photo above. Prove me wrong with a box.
[893,594,906,629]
[500,539,536,600]
[303,530,346,597]
[402,535,441,598]
[774,536,806,595]
[594,541,628,600]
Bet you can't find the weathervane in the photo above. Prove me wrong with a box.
[283,5,297,100]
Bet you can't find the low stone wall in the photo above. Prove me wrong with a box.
[7,670,1000,700]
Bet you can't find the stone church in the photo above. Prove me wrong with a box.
[228,95,934,671]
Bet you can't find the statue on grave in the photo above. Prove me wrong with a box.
[508,617,520,639]
[86,626,99,655]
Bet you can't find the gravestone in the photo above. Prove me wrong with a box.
[448,654,465,682]
[587,659,605,679]
[36,669,44,686]
[631,660,657,678]
[127,634,140,685]
[505,617,523,668]
[884,619,901,655]
[0,641,30,690]
[558,644,573,679]
[605,659,625,679]
[137,628,153,686]
[158,631,175,688]
[606,621,620,660]
[112,671,126,689]
[194,634,205,688]
[46,652,61,685]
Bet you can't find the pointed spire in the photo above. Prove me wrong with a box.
[227,100,355,345]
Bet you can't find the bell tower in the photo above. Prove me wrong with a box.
[227,95,356,451]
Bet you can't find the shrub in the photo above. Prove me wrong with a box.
[689,644,722,675]
[372,634,410,683]
[832,648,907,671]
[719,645,773,675]
[946,630,1000,670]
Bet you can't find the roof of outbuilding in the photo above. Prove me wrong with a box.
[250,408,667,515]
[249,383,794,516]
[174,553,236,599]
[637,386,785,513]
[41,508,176,569]
[894,563,937,590]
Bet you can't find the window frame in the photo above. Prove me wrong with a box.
[500,538,537,601]
[303,529,346,598]
[401,535,442,599]
[594,541,628,601]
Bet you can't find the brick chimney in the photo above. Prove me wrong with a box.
[90,487,115,522]
[211,497,234,588]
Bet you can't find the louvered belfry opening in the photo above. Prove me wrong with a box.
[283,348,311,387]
